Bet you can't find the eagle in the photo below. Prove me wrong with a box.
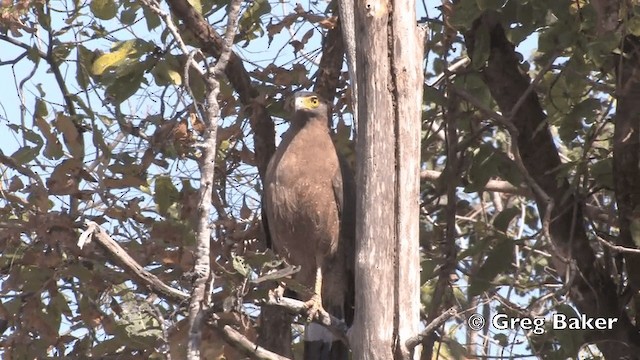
[263,91,355,359]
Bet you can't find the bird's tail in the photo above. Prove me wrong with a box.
[303,323,349,360]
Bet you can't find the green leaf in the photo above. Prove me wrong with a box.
[90,0,118,20]
[34,98,48,118]
[238,0,271,41]
[154,176,179,215]
[469,238,514,296]
[549,304,586,357]
[450,0,482,30]
[187,0,202,14]
[591,158,613,189]
[151,58,182,86]
[476,0,506,12]
[76,45,94,90]
[91,40,137,76]
[466,145,498,192]
[120,7,138,25]
[494,333,509,347]
[142,6,161,31]
[423,84,446,107]
[453,73,492,110]
[493,207,520,232]
[23,128,43,146]
[232,255,251,277]
[105,72,144,104]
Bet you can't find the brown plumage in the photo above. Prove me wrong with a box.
[263,91,355,359]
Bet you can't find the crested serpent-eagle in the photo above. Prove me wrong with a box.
[263,91,355,359]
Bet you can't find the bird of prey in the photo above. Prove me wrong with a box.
[263,91,355,359]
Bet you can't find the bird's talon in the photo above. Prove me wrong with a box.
[269,284,285,303]
[304,295,326,322]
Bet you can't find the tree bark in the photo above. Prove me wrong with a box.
[352,1,423,359]
[391,2,424,359]
[611,31,640,327]
[338,0,358,131]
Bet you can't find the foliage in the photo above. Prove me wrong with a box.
[0,0,637,358]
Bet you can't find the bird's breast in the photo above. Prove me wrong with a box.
[264,127,341,261]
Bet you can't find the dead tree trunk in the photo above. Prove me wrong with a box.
[350,1,424,359]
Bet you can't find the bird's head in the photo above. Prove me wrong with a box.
[291,91,330,123]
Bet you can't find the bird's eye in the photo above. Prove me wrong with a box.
[311,97,318,104]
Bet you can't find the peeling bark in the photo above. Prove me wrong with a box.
[352,0,423,359]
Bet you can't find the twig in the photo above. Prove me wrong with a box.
[420,169,532,196]
[451,86,511,127]
[428,57,470,87]
[210,0,242,76]
[78,221,190,303]
[137,0,191,56]
[595,234,640,254]
[405,307,457,351]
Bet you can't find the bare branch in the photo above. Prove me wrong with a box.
[405,307,457,351]
[596,234,640,255]
[420,169,532,196]
[78,221,190,303]
[187,1,243,358]
[211,0,242,75]
[0,51,28,66]
[210,315,291,360]
[337,0,357,130]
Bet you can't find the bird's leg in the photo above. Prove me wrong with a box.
[304,266,329,322]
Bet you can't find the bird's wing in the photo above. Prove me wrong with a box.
[261,195,273,250]
[336,154,356,244]
[332,154,356,327]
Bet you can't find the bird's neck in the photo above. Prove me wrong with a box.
[291,114,329,131]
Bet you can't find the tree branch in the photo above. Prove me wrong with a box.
[405,307,457,351]
[78,221,287,359]
[165,0,275,179]
[420,169,532,196]
[211,316,291,360]
[314,18,344,105]
[263,296,349,345]
[78,221,190,303]
[185,1,243,358]
[464,12,640,358]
